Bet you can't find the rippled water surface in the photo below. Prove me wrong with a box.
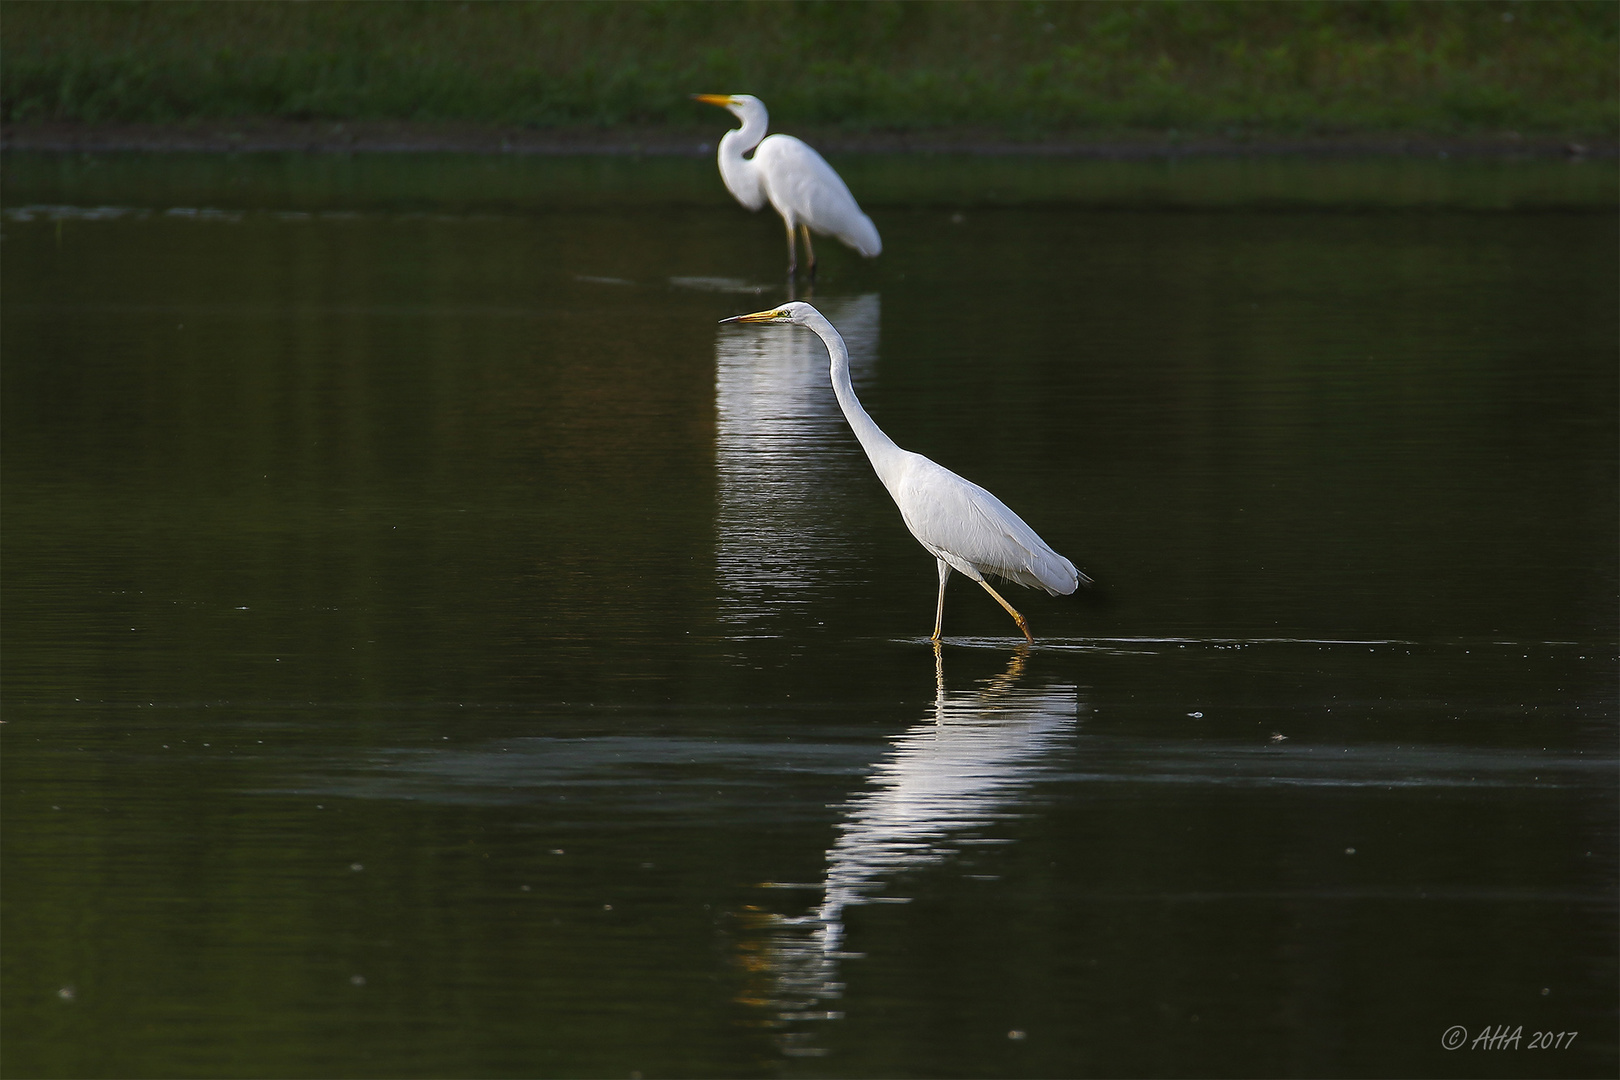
[4,153,1617,1078]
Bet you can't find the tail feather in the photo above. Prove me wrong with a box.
[838,213,882,258]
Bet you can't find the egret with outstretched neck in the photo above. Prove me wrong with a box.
[722,302,1088,642]
[694,94,881,279]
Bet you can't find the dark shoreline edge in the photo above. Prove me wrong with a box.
[4,121,1611,159]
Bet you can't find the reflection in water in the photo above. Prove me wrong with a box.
[714,294,880,632]
[737,646,1082,1057]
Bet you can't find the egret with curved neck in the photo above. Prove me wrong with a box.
[722,302,1088,642]
[694,94,881,280]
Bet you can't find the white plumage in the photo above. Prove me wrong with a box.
[694,94,881,277]
[893,456,1079,593]
[722,302,1089,642]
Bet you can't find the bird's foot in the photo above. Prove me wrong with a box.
[977,580,1035,645]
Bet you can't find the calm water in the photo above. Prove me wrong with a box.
[4,153,1616,1078]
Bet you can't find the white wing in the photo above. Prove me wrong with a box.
[891,454,1080,595]
[753,134,882,257]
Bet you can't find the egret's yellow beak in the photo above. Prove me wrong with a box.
[719,308,786,324]
[691,94,736,108]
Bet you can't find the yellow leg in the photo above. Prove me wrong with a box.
[984,645,1030,694]
[784,218,798,277]
[931,559,950,641]
[978,580,1033,644]
[800,223,817,280]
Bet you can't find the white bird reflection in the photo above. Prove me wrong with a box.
[715,293,880,632]
[736,646,1082,1056]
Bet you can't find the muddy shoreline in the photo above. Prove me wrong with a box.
[3,120,1609,159]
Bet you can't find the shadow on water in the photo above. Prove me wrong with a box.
[3,152,1615,1078]
[734,643,1082,1058]
[715,293,881,634]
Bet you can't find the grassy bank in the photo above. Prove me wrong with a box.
[3,1,1615,138]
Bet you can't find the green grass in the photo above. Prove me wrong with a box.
[3,0,1615,137]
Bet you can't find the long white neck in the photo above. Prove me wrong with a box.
[716,106,769,211]
[801,311,910,489]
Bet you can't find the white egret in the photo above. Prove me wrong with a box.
[693,94,881,279]
[721,302,1089,643]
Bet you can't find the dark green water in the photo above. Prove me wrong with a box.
[3,153,1616,1078]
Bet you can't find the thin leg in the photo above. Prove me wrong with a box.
[932,559,951,641]
[784,218,798,277]
[986,646,1029,693]
[932,638,945,720]
[800,223,817,281]
[978,580,1034,644]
